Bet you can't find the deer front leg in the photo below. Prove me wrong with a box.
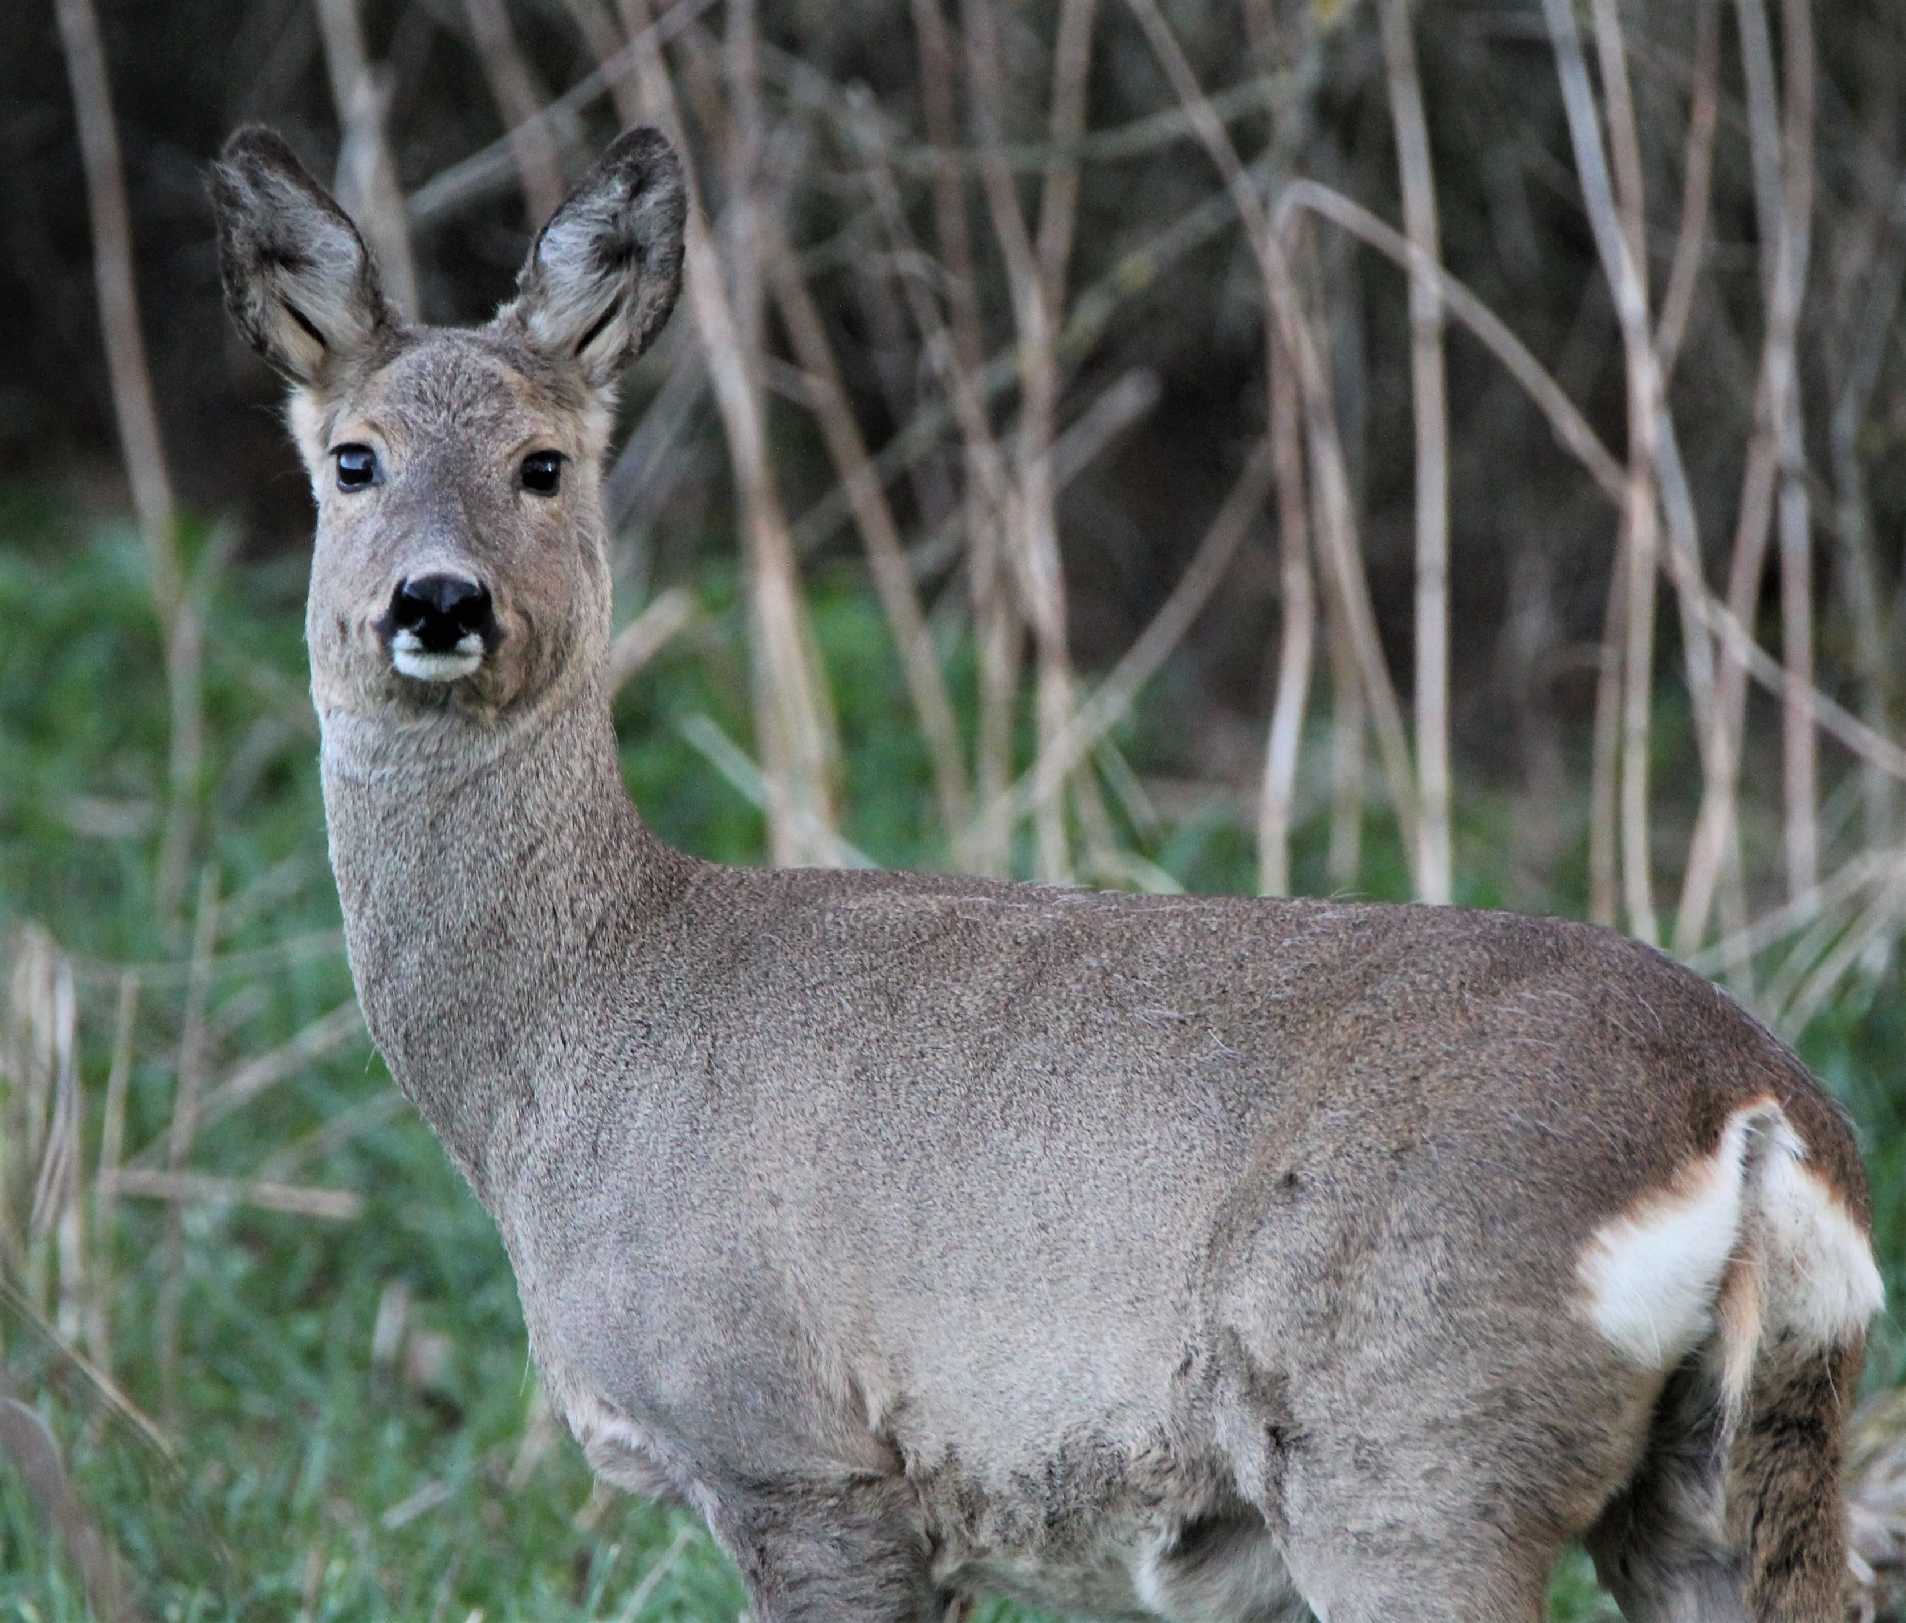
[702,1472,946,1623]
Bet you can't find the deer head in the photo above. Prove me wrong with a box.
[209,126,687,725]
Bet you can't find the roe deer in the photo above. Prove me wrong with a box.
[209,125,1884,1622]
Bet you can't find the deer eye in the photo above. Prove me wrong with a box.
[521,451,564,496]
[335,444,378,491]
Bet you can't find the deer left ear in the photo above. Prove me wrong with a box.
[500,127,688,391]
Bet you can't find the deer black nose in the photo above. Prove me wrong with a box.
[390,574,495,652]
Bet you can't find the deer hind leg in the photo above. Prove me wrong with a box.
[1280,1522,1555,1623]
[700,1471,944,1623]
[1584,1361,1746,1623]
[1267,1397,1597,1623]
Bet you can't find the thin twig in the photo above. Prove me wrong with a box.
[1679,371,1778,947]
[1122,0,1421,874]
[760,213,971,836]
[1258,319,1315,897]
[314,0,419,314]
[1829,178,1906,869]
[791,141,1297,561]
[1275,183,1625,503]
[407,0,721,229]
[964,0,1097,880]
[462,0,568,226]
[993,442,1278,840]
[1544,0,1664,942]
[1655,0,1720,379]
[87,971,138,1377]
[103,1170,364,1224]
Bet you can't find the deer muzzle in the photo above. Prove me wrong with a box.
[383,573,499,682]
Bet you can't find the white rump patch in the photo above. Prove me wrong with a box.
[1577,1106,1771,1369]
[1578,1099,1883,1374]
[391,628,483,682]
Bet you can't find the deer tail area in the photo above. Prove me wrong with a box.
[1579,1099,1885,1621]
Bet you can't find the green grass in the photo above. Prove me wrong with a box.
[0,519,1898,1620]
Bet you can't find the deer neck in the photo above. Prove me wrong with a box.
[317,678,686,1200]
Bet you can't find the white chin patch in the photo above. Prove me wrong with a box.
[391,629,484,683]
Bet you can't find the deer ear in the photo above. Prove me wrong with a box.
[501,127,687,390]
[208,127,396,385]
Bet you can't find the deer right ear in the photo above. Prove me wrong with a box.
[501,127,688,391]
[208,127,396,385]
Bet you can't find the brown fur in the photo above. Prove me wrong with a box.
[209,126,1881,1623]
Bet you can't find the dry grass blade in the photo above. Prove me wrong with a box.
[85,970,139,1379]
[22,940,83,1343]
[53,0,199,932]
[606,587,700,697]
[678,715,874,871]
[615,1522,700,1620]
[1762,861,1906,1035]
[5,931,77,1348]
[121,997,366,1161]
[1378,0,1451,904]
[1587,556,1624,928]
[0,1275,175,1462]
[0,1394,142,1621]
[261,1090,406,1181]
[3,935,35,1277]
[103,1169,365,1223]
[1686,850,1890,974]
[158,869,218,1423]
